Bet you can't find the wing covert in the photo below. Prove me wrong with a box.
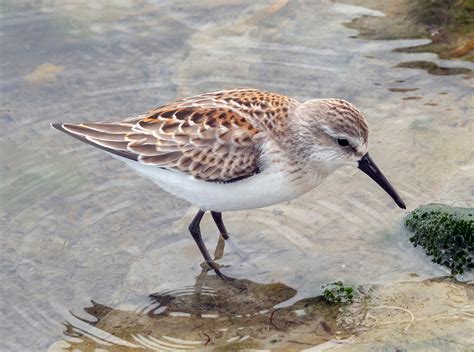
[56,106,262,182]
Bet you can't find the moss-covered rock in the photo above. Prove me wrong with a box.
[405,204,473,275]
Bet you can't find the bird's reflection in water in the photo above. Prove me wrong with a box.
[59,238,346,351]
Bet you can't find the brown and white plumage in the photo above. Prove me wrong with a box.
[52,88,404,212]
[53,89,296,183]
[52,88,406,279]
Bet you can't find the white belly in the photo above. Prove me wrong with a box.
[116,156,319,212]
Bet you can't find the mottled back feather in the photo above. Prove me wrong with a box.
[53,89,294,182]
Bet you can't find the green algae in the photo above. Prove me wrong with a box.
[342,0,474,62]
[405,204,474,275]
[322,281,358,304]
[399,0,474,60]
[413,0,474,27]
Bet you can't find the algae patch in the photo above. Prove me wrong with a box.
[340,0,474,62]
[405,204,473,275]
[322,281,360,304]
[398,0,474,60]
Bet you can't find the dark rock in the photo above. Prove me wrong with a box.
[405,204,473,275]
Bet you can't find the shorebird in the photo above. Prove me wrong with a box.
[52,88,406,279]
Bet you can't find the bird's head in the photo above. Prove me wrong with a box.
[292,98,406,209]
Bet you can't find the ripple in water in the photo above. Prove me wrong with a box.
[50,270,347,351]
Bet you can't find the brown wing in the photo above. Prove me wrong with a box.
[52,105,263,182]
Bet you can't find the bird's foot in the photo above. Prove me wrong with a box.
[200,261,232,281]
[200,261,230,270]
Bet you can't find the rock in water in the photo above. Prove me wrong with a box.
[405,204,473,275]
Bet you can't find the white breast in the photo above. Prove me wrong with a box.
[115,155,322,212]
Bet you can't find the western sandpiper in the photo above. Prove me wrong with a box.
[52,88,406,279]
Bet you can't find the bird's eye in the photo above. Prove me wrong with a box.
[337,138,350,147]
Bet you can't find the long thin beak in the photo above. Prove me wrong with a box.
[358,153,406,209]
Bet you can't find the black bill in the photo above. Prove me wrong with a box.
[358,153,406,209]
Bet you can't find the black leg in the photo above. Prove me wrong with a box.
[211,211,229,240]
[189,210,228,280]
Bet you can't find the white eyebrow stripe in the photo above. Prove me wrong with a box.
[320,124,356,145]
[320,124,337,137]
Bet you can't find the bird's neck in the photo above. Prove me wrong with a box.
[260,137,331,196]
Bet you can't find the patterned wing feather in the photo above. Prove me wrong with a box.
[54,105,262,182]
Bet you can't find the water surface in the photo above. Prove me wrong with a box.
[1,0,473,350]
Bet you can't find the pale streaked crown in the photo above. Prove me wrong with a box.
[289,98,369,170]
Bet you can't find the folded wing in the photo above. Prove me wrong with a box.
[52,106,263,182]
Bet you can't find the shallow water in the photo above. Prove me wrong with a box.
[0,0,473,350]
